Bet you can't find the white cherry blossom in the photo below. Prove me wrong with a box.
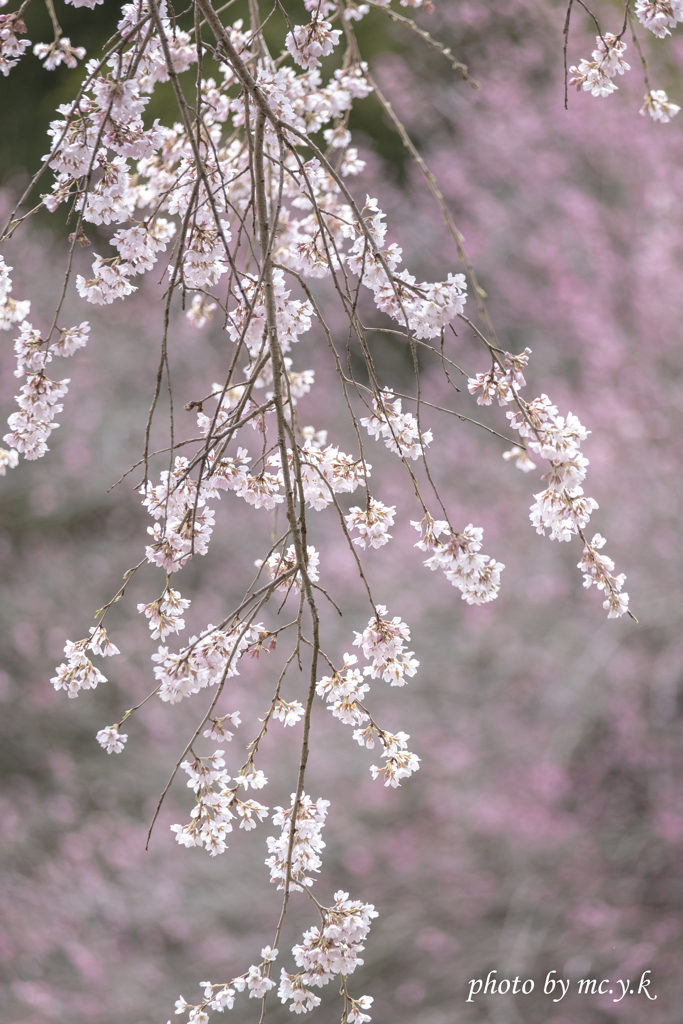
[636,0,683,37]
[569,34,630,98]
[96,724,128,754]
[345,499,395,549]
[640,88,681,122]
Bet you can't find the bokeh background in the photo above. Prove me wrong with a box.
[2,1,683,1022]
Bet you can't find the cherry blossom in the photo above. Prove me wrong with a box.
[636,0,683,37]
[0,446,18,474]
[285,21,342,71]
[51,639,108,698]
[578,533,630,618]
[640,88,681,122]
[76,255,138,305]
[266,793,329,890]
[0,257,30,329]
[96,724,128,754]
[345,498,395,549]
[258,544,320,593]
[0,10,30,76]
[273,699,305,727]
[33,37,86,70]
[203,711,241,741]
[361,389,433,460]
[137,587,191,640]
[569,34,630,99]
[152,620,260,703]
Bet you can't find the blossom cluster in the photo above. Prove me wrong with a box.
[258,544,320,593]
[0,258,22,470]
[360,389,433,460]
[96,723,128,754]
[171,750,269,856]
[152,619,265,704]
[271,438,368,511]
[347,197,468,339]
[412,513,505,605]
[316,632,421,787]
[569,27,680,121]
[468,346,530,407]
[31,4,471,355]
[3,320,90,461]
[577,533,630,619]
[353,605,418,685]
[569,33,630,99]
[34,36,85,71]
[0,8,30,77]
[266,792,329,890]
[345,498,395,548]
[142,456,216,572]
[174,814,376,1022]
[174,945,279,1020]
[0,256,30,330]
[509,397,592,530]
[138,586,191,640]
[474,348,631,616]
[140,433,365,573]
[203,710,242,742]
[640,88,681,123]
[278,890,377,1015]
[50,626,119,699]
[316,652,372,728]
[175,898,376,1022]
[285,19,342,70]
[636,0,683,38]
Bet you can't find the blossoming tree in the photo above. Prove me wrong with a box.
[1,0,680,1020]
